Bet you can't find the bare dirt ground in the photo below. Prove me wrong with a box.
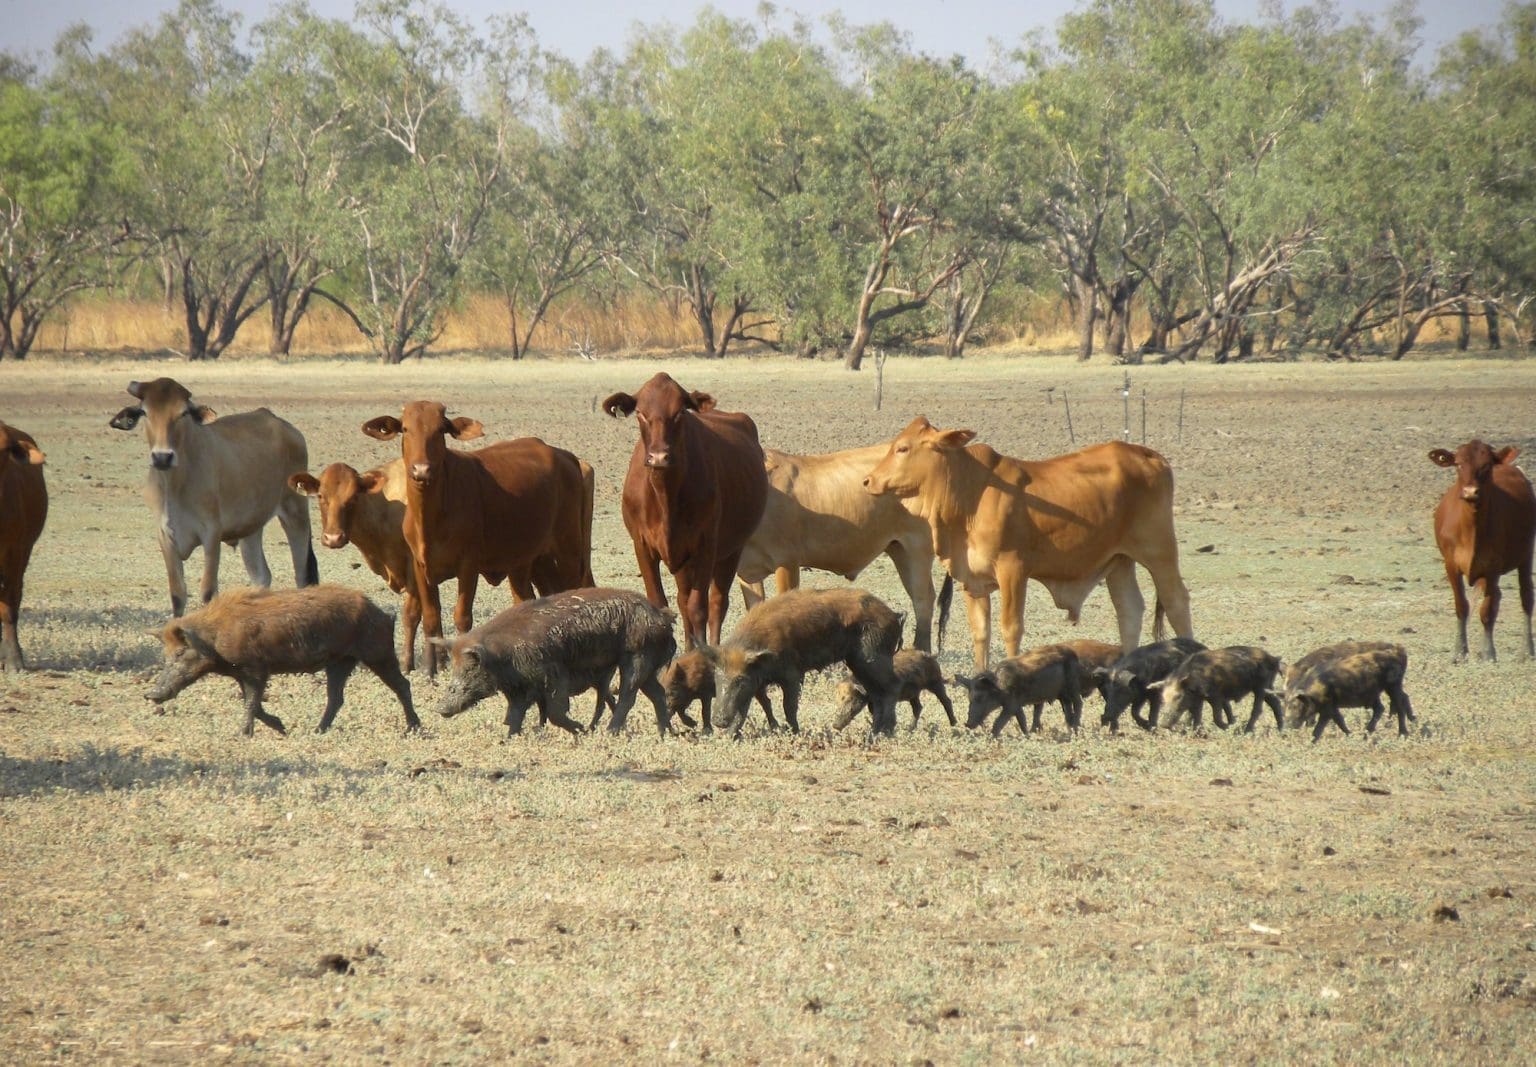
[2,353,1534,1062]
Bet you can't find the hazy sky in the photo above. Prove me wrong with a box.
[3,0,1511,72]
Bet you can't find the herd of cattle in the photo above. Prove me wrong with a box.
[0,372,1531,746]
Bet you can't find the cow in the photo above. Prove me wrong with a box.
[109,378,317,616]
[1428,440,1535,661]
[863,419,1195,669]
[737,443,952,651]
[0,421,48,672]
[603,373,767,649]
[361,402,595,677]
[146,585,418,737]
[289,460,420,671]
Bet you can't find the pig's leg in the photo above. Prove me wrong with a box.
[317,661,356,732]
[504,696,531,736]
[367,657,420,733]
[907,694,923,728]
[588,678,616,732]
[638,676,671,738]
[754,688,780,730]
[778,676,802,735]
[1390,684,1414,734]
[1365,695,1386,733]
[930,682,956,727]
[240,676,285,737]
[671,697,699,732]
[1259,689,1285,731]
[541,685,585,735]
[607,669,639,735]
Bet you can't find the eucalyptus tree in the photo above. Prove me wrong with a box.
[0,54,127,359]
[330,0,529,363]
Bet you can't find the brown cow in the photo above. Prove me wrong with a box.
[362,402,595,677]
[109,378,317,616]
[603,373,767,647]
[0,421,48,671]
[1429,440,1535,661]
[737,443,950,651]
[289,460,421,671]
[864,418,1194,669]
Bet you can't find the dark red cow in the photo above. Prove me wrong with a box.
[603,373,767,647]
[363,401,595,677]
[0,421,48,671]
[1429,440,1535,661]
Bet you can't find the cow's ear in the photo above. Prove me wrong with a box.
[289,472,320,497]
[1428,448,1456,467]
[362,416,402,440]
[8,433,44,465]
[126,380,146,400]
[688,391,716,412]
[447,417,484,440]
[602,393,636,418]
[933,429,977,450]
[1495,445,1520,465]
[190,404,217,424]
[109,406,143,431]
[358,470,387,493]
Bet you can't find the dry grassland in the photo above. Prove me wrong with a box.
[1,352,1533,1062]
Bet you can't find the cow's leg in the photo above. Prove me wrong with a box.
[1444,561,1471,661]
[198,537,223,607]
[930,682,957,727]
[965,590,993,670]
[635,544,668,610]
[317,661,356,732]
[707,551,744,646]
[887,540,936,652]
[1517,557,1535,659]
[738,577,767,614]
[0,569,23,672]
[453,570,480,638]
[413,557,445,679]
[995,565,1027,661]
[275,490,317,586]
[367,656,420,733]
[400,589,420,673]
[674,562,709,649]
[775,564,800,596]
[1104,556,1146,651]
[238,532,273,589]
[1475,576,1501,662]
[1145,558,1194,640]
[158,528,191,617]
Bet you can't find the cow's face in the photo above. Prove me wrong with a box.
[109,379,217,470]
[1429,440,1519,508]
[602,373,714,470]
[863,417,977,498]
[0,422,45,475]
[289,464,384,549]
[362,402,483,488]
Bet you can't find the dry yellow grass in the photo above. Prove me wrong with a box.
[1,354,1533,1061]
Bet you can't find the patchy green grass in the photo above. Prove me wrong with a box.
[2,354,1534,1060]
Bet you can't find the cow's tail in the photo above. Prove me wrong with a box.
[1153,597,1166,642]
[936,574,954,653]
[305,544,320,587]
[578,459,596,587]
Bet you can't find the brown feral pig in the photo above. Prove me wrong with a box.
[703,587,902,735]
[1096,637,1207,731]
[1151,645,1283,732]
[833,649,955,730]
[659,649,781,734]
[1283,640,1400,697]
[1285,646,1413,742]
[1057,639,1123,705]
[434,588,677,737]
[146,585,417,736]
[953,644,1082,736]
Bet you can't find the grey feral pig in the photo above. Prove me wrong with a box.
[953,644,1083,736]
[659,649,781,734]
[434,588,677,737]
[1283,640,1400,697]
[1096,637,1207,731]
[834,649,955,730]
[1285,646,1413,742]
[1151,645,1283,732]
[146,585,417,736]
[703,587,902,735]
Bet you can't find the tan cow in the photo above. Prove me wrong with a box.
[863,418,1194,669]
[736,443,950,651]
[110,378,316,616]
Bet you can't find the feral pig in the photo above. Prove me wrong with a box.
[703,587,902,735]
[1057,639,1123,705]
[953,644,1082,736]
[1285,646,1413,742]
[1152,645,1283,732]
[659,649,781,734]
[146,585,417,737]
[1097,637,1207,731]
[434,589,676,737]
[834,649,955,730]
[1284,640,1400,697]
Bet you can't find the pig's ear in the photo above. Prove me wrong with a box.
[744,649,774,669]
[951,674,972,692]
[180,623,217,660]
[1089,666,1111,684]
[696,644,722,668]
[460,644,483,667]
